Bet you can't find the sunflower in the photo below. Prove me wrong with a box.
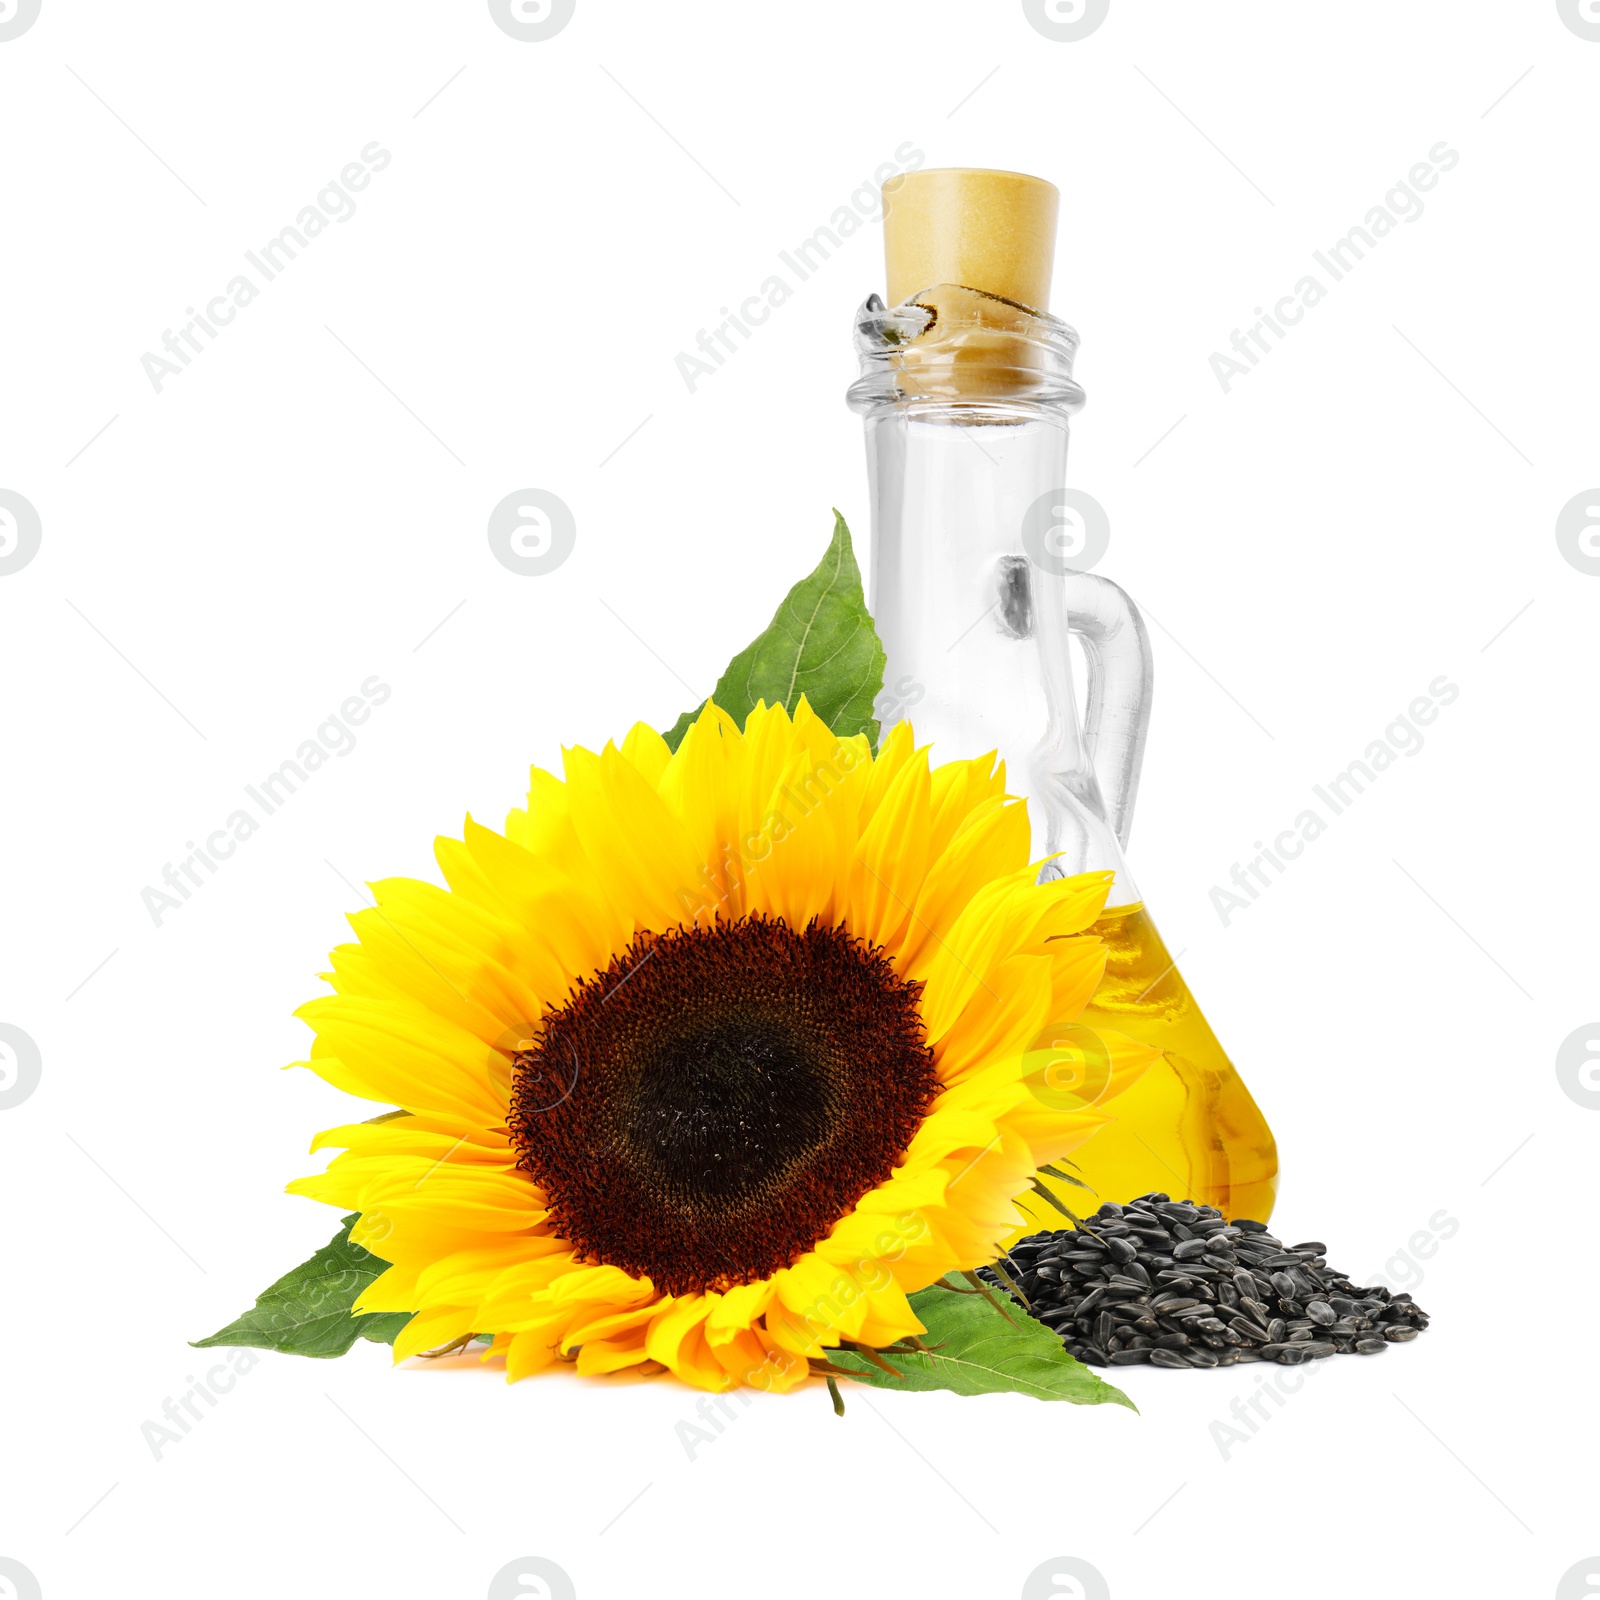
[288,699,1158,1392]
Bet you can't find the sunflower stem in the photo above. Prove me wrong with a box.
[826,1375,845,1417]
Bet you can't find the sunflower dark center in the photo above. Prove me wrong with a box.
[507,915,939,1296]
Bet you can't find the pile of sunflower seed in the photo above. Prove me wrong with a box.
[980,1194,1431,1368]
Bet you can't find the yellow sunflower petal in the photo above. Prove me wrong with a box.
[504,1328,563,1381]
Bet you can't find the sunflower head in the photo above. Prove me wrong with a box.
[289,699,1157,1391]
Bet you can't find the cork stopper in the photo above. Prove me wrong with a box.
[881,167,1059,310]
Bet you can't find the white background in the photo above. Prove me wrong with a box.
[2,3,1597,1598]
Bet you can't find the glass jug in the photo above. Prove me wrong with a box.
[847,283,1278,1230]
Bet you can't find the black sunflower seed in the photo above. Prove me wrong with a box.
[993,1199,1431,1373]
[1124,1222,1171,1244]
[1265,1344,1309,1365]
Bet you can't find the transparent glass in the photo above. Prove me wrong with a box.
[849,284,1278,1226]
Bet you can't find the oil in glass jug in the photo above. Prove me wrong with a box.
[848,168,1278,1231]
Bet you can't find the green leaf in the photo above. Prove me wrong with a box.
[192,1214,412,1358]
[827,1279,1137,1409]
[662,510,886,752]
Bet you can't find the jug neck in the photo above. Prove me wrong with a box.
[847,283,1085,421]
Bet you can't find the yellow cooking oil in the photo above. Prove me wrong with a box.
[1006,902,1279,1241]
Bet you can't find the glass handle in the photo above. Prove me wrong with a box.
[1061,572,1153,850]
